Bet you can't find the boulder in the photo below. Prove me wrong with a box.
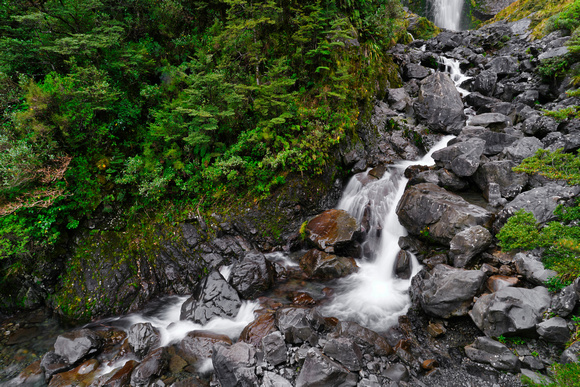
[305,209,360,255]
[465,337,520,372]
[486,275,518,292]
[322,337,363,372]
[415,72,466,134]
[229,252,275,299]
[536,317,570,344]
[382,363,409,383]
[387,88,413,112]
[331,321,392,356]
[473,160,528,199]
[40,352,71,381]
[415,264,485,318]
[180,270,242,324]
[396,183,492,245]
[295,348,356,387]
[477,131,519,156]
[93,360,137,387]
[130,347,169,387]
[468,113,511,130]
[262,331,287,366]
[449,226,492,268]
[177,330,232,364]
[470,286,551,337]
[299,249,358,280]
[263,371,293,387]
[552,284,578,317]
[500,137,543,164]
[561,341,580,363]
[275,307,330,346]
[127,323,160,360]
[212,342,258,387]
[404,63,431,80]
[494,185,580,231]
[488,56,519,76]
[473,70,497,96]
[514,253,558,286]
[53,329,102,366]
[394,250,412,279]
[432,138,485,177]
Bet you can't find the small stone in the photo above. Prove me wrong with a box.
[427,322,446,338]
[421,359,439,371]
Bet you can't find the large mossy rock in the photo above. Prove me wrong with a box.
[415,72,466,134]
[305,209,360,255]
[396,183,492,245]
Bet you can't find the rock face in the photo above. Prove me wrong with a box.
[396,183,492,245]
[432,138,485,177]
[180,270,242,324]
[414,264,485,318]
[262,331,287,366]
[177,331,232,364]
[131,347,169,387]
[470,287,551,337]
[305,209,360,255]
[127,323,160,359]
[415,72,466,134]
[275,307,330,346]
[299,249,358,280]
[536,317,570,344]
[322,337,363,372]
[473,160,528,199]
[514,253,558,286]
[229,252,275,299]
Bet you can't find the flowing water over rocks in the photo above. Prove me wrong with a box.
[4,15,580,387]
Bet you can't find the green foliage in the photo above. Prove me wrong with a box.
[537,56,570,80]
[496,209,541,251]
[545,276,573,292]
[514,149,580,185]
[522,362,580,386]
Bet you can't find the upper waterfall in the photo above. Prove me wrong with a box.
[432,0,464,30]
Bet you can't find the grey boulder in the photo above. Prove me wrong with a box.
[54,329,102,366]
[537,317,570,344]
[465,336,520,372]
[514,253,558,286]
[229,252,275,299]
[295,348,356,387]
[432,138,485,177]
[449,226,492,268]
[212,342,258,387]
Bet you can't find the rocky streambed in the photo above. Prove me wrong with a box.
[3,17,580,387]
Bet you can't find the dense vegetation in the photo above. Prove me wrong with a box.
[0,0,408,272]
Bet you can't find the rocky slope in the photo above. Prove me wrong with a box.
[3,17,580,387]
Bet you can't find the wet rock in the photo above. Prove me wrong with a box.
[212,341,258,387]
[299,249,358,280]
[552,284,578,317]
[473,160,528,199]
[536,317,570,344]
[130,347,169,387]
[449,226,492,268]
[305,209,360,255]
[415,72,467,134]
[561,340,580,363]
[9,360,44,387]
[468,113,511,130]
[322,337,362,371]
[177,330,232,364]
[465,337,520,372]
[48,359,99,387]
[514,252,558,286]
[262,331,287,366]
[40,352,71,381]
[432,138,485,177]
[180,270,241,325]
[292,292,317,306]
[486,275,519,292]
[473,70,497,96]
[332,321,393,356]
[229,252,275,299]
[127,323,160,359]
[240,312,277,347]
[382,363,409,383]
[396,183,492,245]
[263,371,292,387]
[275,307,329,345]
[54,329,102,366]
[394,250,412,279]
[470,286,551,337]
[295,348,356,387]
[427,322,446,337]
[415,264,485,318]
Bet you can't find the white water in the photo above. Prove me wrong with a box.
[433,0,464,31]
[440,56,471,96]
[321,136,454,332]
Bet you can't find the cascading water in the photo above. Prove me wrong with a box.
[321,135,454,332]
[440,56,471,96]
[432,0,464,31]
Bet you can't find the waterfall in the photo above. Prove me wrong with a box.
[440,56,471,96]
[321,135,454,332]
[432,0,464,30]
